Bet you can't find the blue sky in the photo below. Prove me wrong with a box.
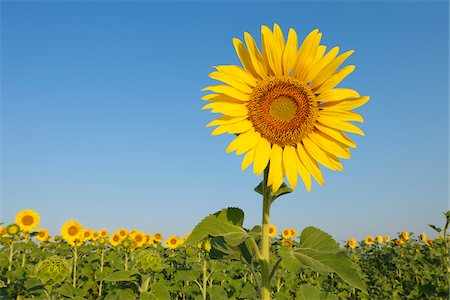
[1,1,448,243]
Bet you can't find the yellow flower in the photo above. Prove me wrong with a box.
[92,231,99,241]
[36,229,50,242]
[281,229,291,239]
[7,224,20,236]
[109,233,121,247]
[281,239,293,248]
[0,226,7,237]
[268,224,277,237]
[144,234,154,246]
[202,24,369,192]
[384,235,390,242]
[81,228,93,242]
[425,239,433,247]
[154,232,163,243]
[60,219,83,244]
[117,228,128,240]
[420,232,426,241]
[401,231,409,241]
[21,231,30,239]
[376,235,383,244]
[365,235,374,245]
[290,228,297,238]
[130,231,146,248]
[394,239,405,246]
[347,237,356,249]
[181,233,190,245]
[15,209,40,232]
[164,235,180,249]
[99,229,108,238]
[203,240,212,252]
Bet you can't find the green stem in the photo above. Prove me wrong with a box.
[124,252,128,271]
[261,167,272,300]
[7,241,14,285]
[98,249,105,299]
[73,246,78,288]
[202,259,207,300]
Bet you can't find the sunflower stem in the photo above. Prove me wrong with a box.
[73,246,78,288]
[261,167,272,300]
[7,241,14,285]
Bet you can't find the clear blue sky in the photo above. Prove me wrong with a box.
[1,1,448,243]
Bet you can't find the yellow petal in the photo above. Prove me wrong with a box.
[320,96,370,110]
[295,31,323,81]
[311,45,327,65]
[296,143,324,185]
[202,102,248,117]
[273,23,286,51]
[261,25,282,76]
[241,147,256,171]
[295,154,312,192]
[311,50,354,89]
[282,28,299,75]
[293,29,319,78]
[253,138,272,176]
[211,120,253,136]
[314,123,356,148]
[318,110,364,123]
[208,71,254,94]
[202,93,245,103]
[226,129,260,154]
[233,38,260,79]
[316,88,360,102]
[317,116,365,136]
[214,65,257,87]
[314,65,356,94]
[202,85,250,101]
[283,146,298,189]
[207,116,247,127]
[308,131,351,159]
[268,144,284,192]
[304,46,339,83]
[302,137,342,171]
[244,32,268,78]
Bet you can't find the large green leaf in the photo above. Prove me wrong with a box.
[103,270,137,282]
[184,208,247,246]
[280,226,367,294]
[140,283,170,300]
[296,284,338,300]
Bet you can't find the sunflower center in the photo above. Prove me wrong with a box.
[68,226,78,236]
[171,239,177,245]
[22,215,34,226]
[248,77,318,147]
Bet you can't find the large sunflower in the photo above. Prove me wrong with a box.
[15,209,40,232]
[60,219,83,244]
[202,24,369,192]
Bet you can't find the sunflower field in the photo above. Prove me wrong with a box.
[0,209,448,300]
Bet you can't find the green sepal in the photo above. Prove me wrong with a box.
[254,181,293,203]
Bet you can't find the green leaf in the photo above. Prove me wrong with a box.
[282,226,367,294]
[208,285,228,300]
[103,270,137,282]
[184,208,247,246]
[428,224,442,233]
[143,282,170,300]
[296,284,338,300]
[254,181,293,203]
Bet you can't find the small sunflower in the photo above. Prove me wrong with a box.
[99,229,108,238]
[347,237,356,249]
[420,232,426,241]
[202,24,369,192]
[425,239,433,247]
[289,228,297,238]
[0,226,7,237]
[281,229,290,239]
[376,235,383,244]
[365,235,374,245]
[281,239,294,248]
[130,231,146,248]
[36,229,50,242]
[15,209,40,232]
[384,235,390,242]
[144,234,154,246]
[154,232,163,243]
[268,224,277,237]
[117,228,128,240]
[109,233,121,247]
[60,219,83,244]
[81,229,93,242]
[7,224,20,236]
[92,231,99,241]
[165,235,180,249]
[401,231,409,241]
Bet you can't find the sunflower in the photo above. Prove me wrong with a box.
[117,228,128,240]
[0,226,7,237]
[281,229,290,239]
[92,231,99,241]
[376,235,383,244]
[289,228,297,238]
[130,230,145,248]
[384,235,390,242]
[202,24,369,192]
[401,231,409,242]
[425,239,433,247]
[420,232,426,241]
[109,233,122,247]
[154,232,163,243]
[99,229,108,238]
[268,224,277,237]
[7,224,20,236]
[81,229,93,242]
[281,239,294,248]
[164,235,180,249]
[347,237,356,249]
[365,235,374,245]
[144,234,154,246]
[36,229,49,242]
[60,219,83,244]
[15,209,40,232]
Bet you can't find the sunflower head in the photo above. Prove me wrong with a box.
[268,224,277,237]
[37,256,69,286]
[281,229,290,239]
[36,228,50,242]
[347,237,357,249]
[133,250,164,273]
[60,219,83,245]
[117,228,128,239]
[6,224,20,236]
[130,231,145,248]
[164,235,180,249]
[99,229,108,238]
[364,235,374,245]
[0,226,7,237]
[203,24,369,192]
[420,232,426,241]
[154,232,163,242]
[289,228,297,238]
[109,233,122,247]
[384,235,390,242]
[401,231,409,241]
[281,239,294,248]
[376,235,383,244]
[81,229,93,242]
[16,209,40,232]
[92,231,99,241]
